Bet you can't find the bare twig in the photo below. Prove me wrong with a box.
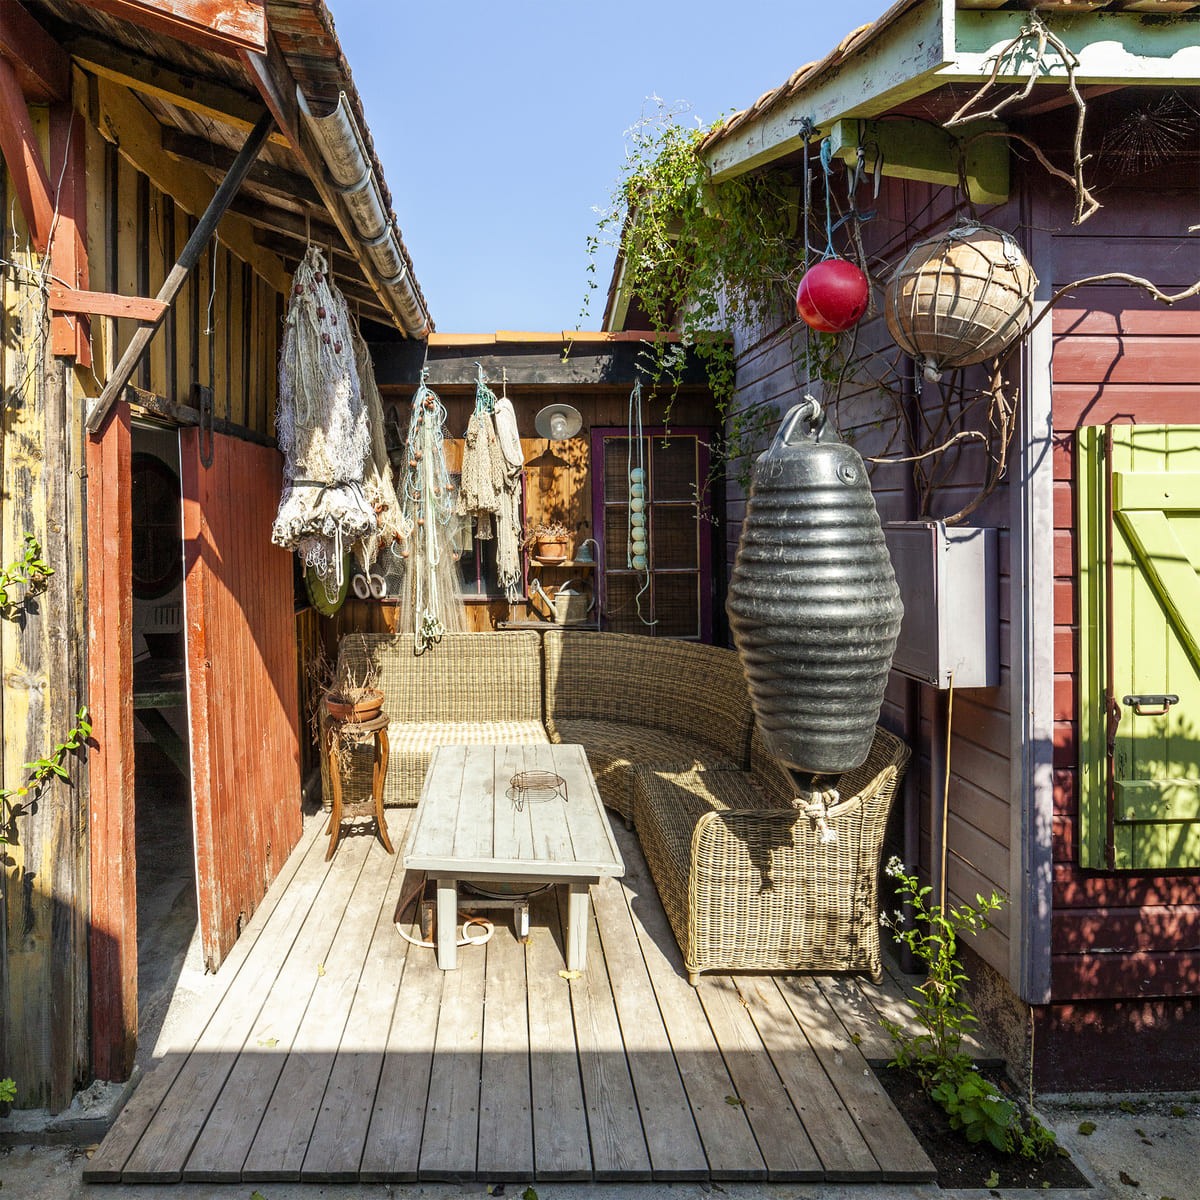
[946,14,1096,225]
[964,130,1100,223]
[866,429,989,465]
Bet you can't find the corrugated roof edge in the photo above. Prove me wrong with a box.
[298,0,432,330]
[696,0,922,155]
[427,330,715,346]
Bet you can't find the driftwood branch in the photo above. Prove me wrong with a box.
[947,14,1095,225]
[866,429,988,465]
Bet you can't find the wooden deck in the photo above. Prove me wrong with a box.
[87,809,936,1185]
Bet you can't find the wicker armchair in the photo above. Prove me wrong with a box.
[634,726,910,985]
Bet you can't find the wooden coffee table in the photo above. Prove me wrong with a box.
[404,743,624,970]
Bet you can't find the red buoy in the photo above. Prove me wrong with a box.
[795,258,869,333]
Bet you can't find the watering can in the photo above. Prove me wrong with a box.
[529,577,594,625]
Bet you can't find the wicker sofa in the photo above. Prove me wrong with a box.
[336,630,550,807]
[634,725,910,984]
[335,628,753,812]
[333,628,906,985]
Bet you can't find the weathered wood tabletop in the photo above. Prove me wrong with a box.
[405,743,624,970]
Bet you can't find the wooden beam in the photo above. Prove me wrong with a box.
[372,340,712,389]
[230,195,339,244]
[70,35,288,146]
[85,0,266,58]
[92,75,288,291]
[0,54,55,251]
[705,0,950,182]
[828,116,1009,205]
[125,383,275,445]
[49,104,92,363]
[86,110,274,433]
[947,10,1200,88]
[0,0,69,102]
[49,286,167,322]
[161,125,319,204]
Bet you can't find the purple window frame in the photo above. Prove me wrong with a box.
[590,426,713,642]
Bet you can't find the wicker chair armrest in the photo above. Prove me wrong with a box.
[688,762,900,857]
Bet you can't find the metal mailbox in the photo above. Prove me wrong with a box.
[883,521,998,689]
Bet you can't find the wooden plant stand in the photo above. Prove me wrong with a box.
[324,710,394,861]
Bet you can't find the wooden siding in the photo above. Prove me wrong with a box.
[726,175,1021,984]
[338,386,722,636]
[1,113,91,1111]
[182,430,303,970]
[83,104,281,440]
[86,409,137,1087]
[1048,179,1200,1002]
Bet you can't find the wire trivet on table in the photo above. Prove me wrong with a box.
[508,769,568,812]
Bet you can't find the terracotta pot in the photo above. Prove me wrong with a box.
[324,687,384,723]
[533,537,569,564]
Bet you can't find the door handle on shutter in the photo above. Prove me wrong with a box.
[1122,693,1179,716]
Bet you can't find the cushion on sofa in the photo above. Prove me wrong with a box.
[543,630,753,767]
[380,719,550,806]
[549,717,741,823]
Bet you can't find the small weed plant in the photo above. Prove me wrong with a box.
[880,858,1057,1160]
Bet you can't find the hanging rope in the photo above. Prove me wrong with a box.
[353,321,411,571]
[626,378,655,626]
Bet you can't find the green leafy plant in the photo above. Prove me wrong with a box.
[0,1076,14,1103]
[880,858,1057,1161]
[0,706,92,863]
[0,533,53,617]
[584,100,809,475]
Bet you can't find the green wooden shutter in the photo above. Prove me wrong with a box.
[1078,425,1200,870]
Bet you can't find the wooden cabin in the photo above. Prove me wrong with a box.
[355,333,722,643]
[0,0,429,1109]
[609,0,1200,1091]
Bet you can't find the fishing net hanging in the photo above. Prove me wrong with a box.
[272,245,376,602]
[492,381,524,601]
[396,372,468,651]
[353,321,411,571]
[456,366,524,600]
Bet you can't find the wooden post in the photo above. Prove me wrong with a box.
[0,54,55,252]
[86,406,136,1083]
[85,110,274,434]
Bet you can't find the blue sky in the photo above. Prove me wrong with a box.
[333,1,890,333]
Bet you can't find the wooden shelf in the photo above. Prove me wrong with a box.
[532,559,594,570]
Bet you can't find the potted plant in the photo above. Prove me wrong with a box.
[523,519,571,565]
[324,634,384,722]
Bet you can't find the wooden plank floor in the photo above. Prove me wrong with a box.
[87,809,936,1185]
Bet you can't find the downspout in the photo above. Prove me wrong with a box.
[298,90,431,339]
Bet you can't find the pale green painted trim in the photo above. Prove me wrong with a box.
[947,10,1200,87]
[828,117,1009,205]
[1076,426,1109,870]
[1114,780,1200,823]
[1115,507,1200,675]
[705,0,949,183]
[702,3,1200,184]
[1115,470,1200,512]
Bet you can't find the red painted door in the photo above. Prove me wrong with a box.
[181,429,302,969]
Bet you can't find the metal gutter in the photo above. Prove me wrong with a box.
[299,89,431,338]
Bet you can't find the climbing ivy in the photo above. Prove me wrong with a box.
[0,706,92,865]
[0,533,53,617]
[584,101,806,471]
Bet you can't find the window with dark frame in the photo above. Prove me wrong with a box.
[591,428,713,642]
